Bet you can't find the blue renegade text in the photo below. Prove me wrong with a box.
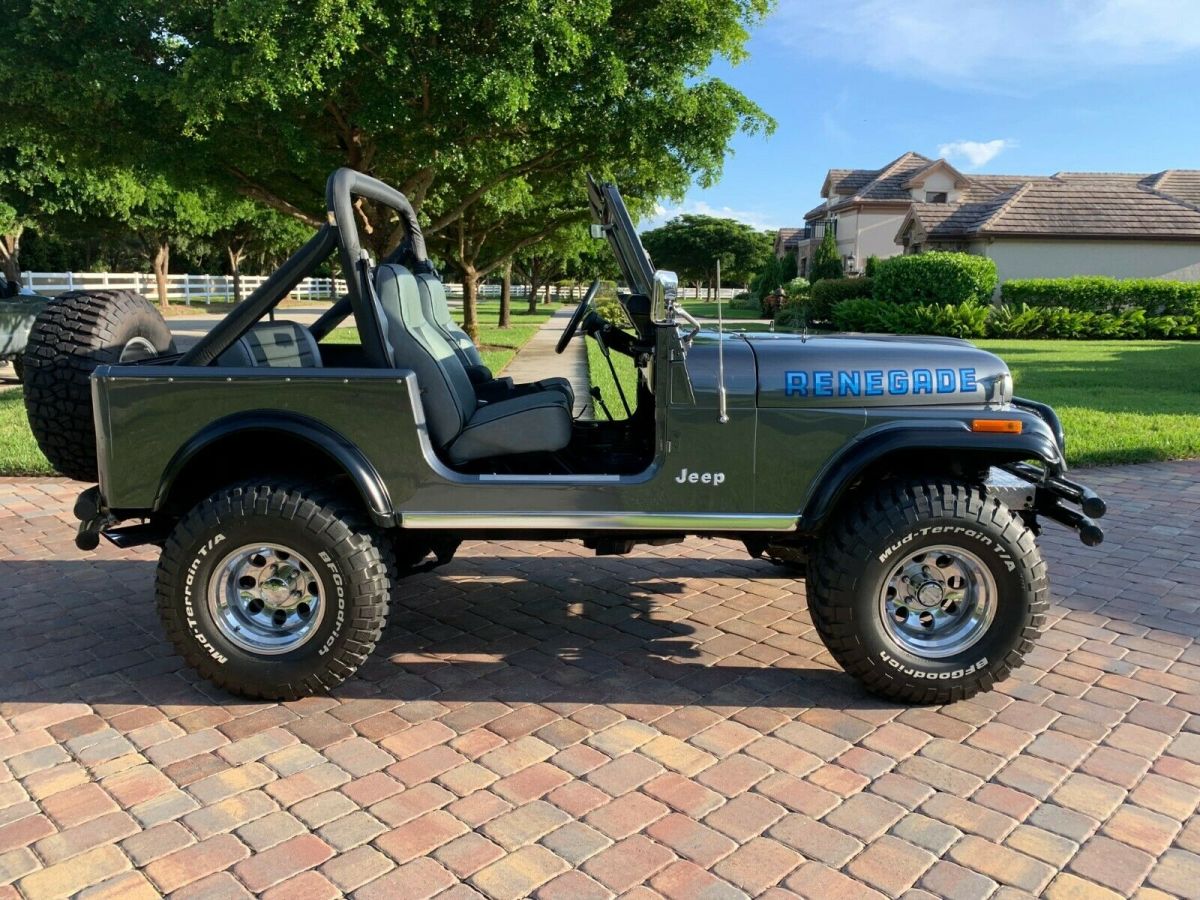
[785,367,978,398]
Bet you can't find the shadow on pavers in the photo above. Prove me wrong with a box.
[0,554,881,712]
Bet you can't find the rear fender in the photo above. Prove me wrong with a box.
[154,411,394,527]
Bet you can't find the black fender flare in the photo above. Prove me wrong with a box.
[800,416,1062,532]
[154,411,394,527]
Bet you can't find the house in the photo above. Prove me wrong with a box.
[780,152,1200,282]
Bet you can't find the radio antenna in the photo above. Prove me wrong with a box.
[716,257,728,424]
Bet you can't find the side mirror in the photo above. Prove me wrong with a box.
[651,270,678,325]
[589,223,606,239]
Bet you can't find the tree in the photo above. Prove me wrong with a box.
[641,214,772,298]
[2,0,773,332]
[809,227,844,283]
[211,204,313,302]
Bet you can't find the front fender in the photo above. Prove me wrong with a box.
[154,411,394,527]
[800,411,1062,533]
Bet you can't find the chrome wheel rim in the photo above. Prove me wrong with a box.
[878,544,996,659]
[207,543,325,655]
[118,336,158,363]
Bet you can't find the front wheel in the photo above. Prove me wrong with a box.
[156,483,390,700]
[807,480,1048,704]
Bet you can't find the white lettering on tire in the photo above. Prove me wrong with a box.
[184,534,228,664]
[880,649,989,680]
[878,525,1015,571]
[317,551,346,656]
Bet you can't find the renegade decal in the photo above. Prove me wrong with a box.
[785,367,977,399]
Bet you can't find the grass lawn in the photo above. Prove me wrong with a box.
[0,390,54,476]
[676,298,762,319]
[587,337,1200,468]
[586,337,639,421]
[976,340,1200,466]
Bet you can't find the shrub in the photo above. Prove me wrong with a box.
[874,252,998,306]
[806,276,873,323]
[809,228,843,283]
[832,298,989,338]
[1001,276,1200,316]
[865,255,881,277]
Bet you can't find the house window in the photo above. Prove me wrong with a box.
[925,191,948,204]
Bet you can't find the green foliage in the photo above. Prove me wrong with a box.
[1001,276,1200,316]
[864,255,881,277]
[832,299,1200,340]
[748,253,797,309]
[808,227,843,283]
[831,299,989,338]
[2,0,774,302]
[804,276,872,323]
[641,214,773,289]
[873,252,998,305]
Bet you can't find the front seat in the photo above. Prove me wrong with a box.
[374,264,572,465]
[413,273,575,408]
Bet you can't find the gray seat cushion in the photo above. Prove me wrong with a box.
[216,321,323,368]
[447,391,571,464]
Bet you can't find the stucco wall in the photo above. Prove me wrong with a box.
[973,239,1200,282]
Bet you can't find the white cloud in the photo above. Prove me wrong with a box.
[640,200,779,232]
[937,138,1016,169]
[770,0,1200,87]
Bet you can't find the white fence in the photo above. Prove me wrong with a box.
[18,271,739,305]
[18,271,538,305]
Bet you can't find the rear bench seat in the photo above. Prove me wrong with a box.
[216,321,323,368]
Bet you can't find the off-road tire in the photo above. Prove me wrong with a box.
[156,483,390,700]
[808,480,1048,704]
[11,356,23,383]
[22,290,175,481]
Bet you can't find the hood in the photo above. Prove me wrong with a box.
[743,331,1012,408]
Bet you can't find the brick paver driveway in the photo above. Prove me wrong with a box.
[0,461,1198,899]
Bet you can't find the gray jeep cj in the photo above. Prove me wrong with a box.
[24,169,1107,704]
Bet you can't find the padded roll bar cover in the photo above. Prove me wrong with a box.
[325,168,427,265]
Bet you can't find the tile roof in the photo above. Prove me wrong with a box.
[812,152,1200,244]
[905,179,1200,241]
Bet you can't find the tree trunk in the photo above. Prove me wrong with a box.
[1,228,22,292]
[227,245,245,303]
[153,241,170,309]
[462,267,481,342]
[543,283,551,304]
[498,259,512,328]
[527,268,541,315]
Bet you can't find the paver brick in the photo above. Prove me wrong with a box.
[2,463,1200,897]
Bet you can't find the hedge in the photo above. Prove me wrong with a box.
[832,299,1200,340]
[873,252,998,306]
[1001,276,1200,316]
[805,276,873,323]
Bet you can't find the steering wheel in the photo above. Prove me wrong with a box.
[556,278,602,354]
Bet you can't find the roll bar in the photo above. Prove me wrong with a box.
[177,169,426,369]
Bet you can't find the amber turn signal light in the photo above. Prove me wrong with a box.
[971,419,1023,434]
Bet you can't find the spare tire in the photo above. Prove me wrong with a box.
[23,290,175,481]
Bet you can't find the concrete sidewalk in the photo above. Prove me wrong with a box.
[499,307,592,418]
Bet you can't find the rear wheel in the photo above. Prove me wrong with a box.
[22,290,175,481]
[807,479,1047,704]
[156,483,390,700]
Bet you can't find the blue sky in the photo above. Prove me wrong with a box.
[647,0,1200,231]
